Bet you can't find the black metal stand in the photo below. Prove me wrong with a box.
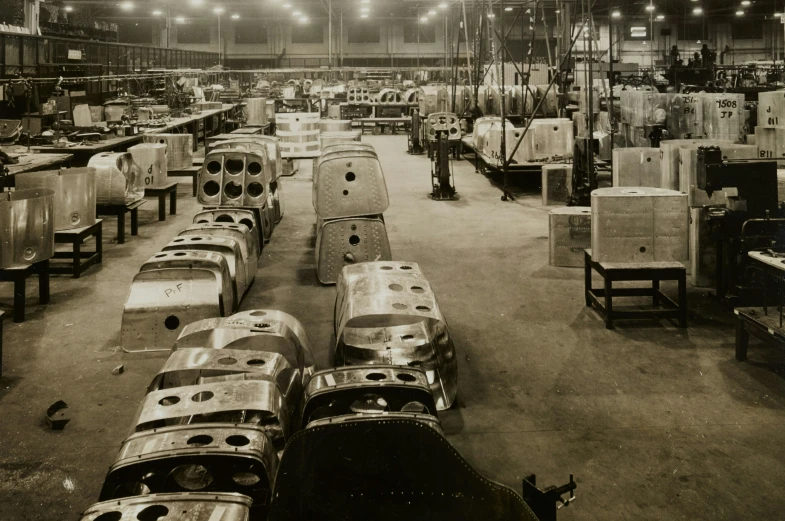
[522,474,577,521]
[584,249,688,330]
[0,259,50,323]
[144,182,179,221]
[168,167,200,197]
[0,310,4,377]
[430,130,458,201]
[96,200,145,244]
[407,109,425,155]
[52,220,103,278]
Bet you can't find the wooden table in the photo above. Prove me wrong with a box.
[144,182,179,221]
[1,148,73,189]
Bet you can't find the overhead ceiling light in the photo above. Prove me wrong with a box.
[152,10,162,15]
[611,10,621,17]
[293,10,301,15]
[189,0,203,5]
[175,16,185,22]
[231,13,240,19]
[656,14,664,19]
[741,0,751,5]
[64,6,74,12]
[300,16,308,22]
[282,3,291,8]
[439,2,448,8]
[693,7,703,13]
[487,12,495,18]
[420,16,429,22]
[776,12,783,16]
[504,6,513,11]
[119,1,134,10]
[213,7,224,14]
[428,9,436,15]
[645,4,655,11]
[361,13,368,18]
[736,9,744,14]
[361,7,369,12]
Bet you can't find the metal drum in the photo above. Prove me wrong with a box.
[121,268,226,353]
[162,235,249,300]
[198,149,270,207]
[15,168,96,231]
[174,309,318,384]
[334,261,458,410]
[300,366,440,431]
[0,188,55,269]
[315,216,392,285]
[80,493,253,521]
[319,119,352,132]
[142,133,194,169]
[87,152,145,205]
[314,155,389,219]
[99,425,278,511]
[246,97,269,126]
[276,130,321,158]
[275,113,319,132]
[140,250,236,315]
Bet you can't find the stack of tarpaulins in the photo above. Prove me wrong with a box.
[312,142,392,284]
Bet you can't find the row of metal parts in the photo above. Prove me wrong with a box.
[416,84,561,118]
[122,138,287,353]
[81,261,462,521]
[313,142,393,284]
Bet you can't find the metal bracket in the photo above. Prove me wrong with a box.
[521,473,577,521]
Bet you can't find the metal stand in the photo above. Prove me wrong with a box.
[522,474,577,521]
[408,108,425,155]
[430,130,458,201]
[144,182,179,221]
[52,220,103,278]
[96,200,145,244]
[0,260,51,323]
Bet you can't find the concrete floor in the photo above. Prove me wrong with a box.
[1,134,785,520]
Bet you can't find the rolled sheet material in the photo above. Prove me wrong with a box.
[591,187,688,264]
[15,167,96,231]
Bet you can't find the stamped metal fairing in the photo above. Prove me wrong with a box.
[99,424,277,510]
[0,188,55,269]
[193,208,265,249]
[198,150,270,207]
[212,136,283,181]
[140,250,236,314]
[179,224,259,284]
[162,235,249,300]
[174,310,317,383]
[300,366,439,430]
[333,262,457,410]
[146,349,302,435]
[131,379,290,445]
[426,112,461,142]
[313,155,389,219]
[315,216,392,285]
[121,268,224,353]
[80,493,252,521]
[15,168,96,231]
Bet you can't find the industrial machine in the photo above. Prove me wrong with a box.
[407,107,425,155]
[426,112,459,200]
[695,146,784,304]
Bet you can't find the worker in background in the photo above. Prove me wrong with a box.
[720,45,731,65]
[693,51,701,67]
[670,45,681,67]
[701,44,714,68]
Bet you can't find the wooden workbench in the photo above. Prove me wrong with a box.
[1,147,74,188]
[29,104,239,166]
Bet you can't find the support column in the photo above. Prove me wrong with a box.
[23,0,40,35]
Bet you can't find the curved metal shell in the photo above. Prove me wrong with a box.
[418,85,448,116]
[193,208,265,250]
[301,366,439,430]
[174,309,318,384]
[15,168,96,231]
[211,136,282,182]
[315,216,392,285]
[318,119,352,132]
[180,223,260,284]
[87,152,145,205]
[80,493,252,521]
[128,143,168,189]
[142,133,194,169]
[404,88,419,104]
[163,235,249,301]
[333,261,457,410]
[99,424,277,510]
[313,156,389,219]
[275,112,320,132]
[121,268,224,353]
[305,411,443,433]
[131,379,290,443]
[0,188,55,269]
[313,149,379,207]
[198,150,270,207]
[140,250,236,315]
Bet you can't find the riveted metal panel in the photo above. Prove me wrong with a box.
[81,492,252,521]
[198,150,269,207]
[314,156,388,219]
[180,223,259,282]
[315,216,392,284]
[163,235,249,301]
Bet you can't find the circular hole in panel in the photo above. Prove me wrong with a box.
[206,161,222,174]
[225,158,244,175]
[186,435,213,447]
[254,323,271,329]
[173,252,187,257]
[401,334,415,341]
[154,254,166,258]
[416,306,431,312]
[136,505,169,521]
[164,315,180,330]
[196,219,209,223]
[400,265,412,270]
[646,157,652,162]
[226,435,251,447]
[232,472,261,487]
[215,214,234,223]
[247,182,264,198]
[343,190,349,196]
[173,238,184,243]
[365,372,387,381]
[640,246,647,253]
[349,394,389,413]
[224,182,243,199]
[247,161,263,175]
[217,357,237,365]
[203,180,220,197]
[345,172,356,182]
[240,218,255,230]
[94,513,122,521]
[401,401,428,413]
[170,464,213,491]
[553,126,559,131]
[450,127,458,135]
[248,311,267,317]
[159,396,180,406]
[192,391,214,402]
[349,235,360,246]
[397,373,417,382]
[351,225,357,231]
[389,284,403,291]
[410,286,425,294]
[380,266,393,270]
[392,303,407,310]
[246,359,266,366]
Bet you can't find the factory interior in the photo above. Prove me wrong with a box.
[2,0,785,520]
